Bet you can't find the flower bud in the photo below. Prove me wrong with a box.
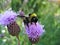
[7,21,20,36]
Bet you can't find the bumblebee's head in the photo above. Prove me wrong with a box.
[29,13,38,23]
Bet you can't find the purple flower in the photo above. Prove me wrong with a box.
[0,10,17,26]
[25,22,45,38]
[19,10,24,16]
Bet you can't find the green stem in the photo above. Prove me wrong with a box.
[32,44,36,45]
[16,35,20,45]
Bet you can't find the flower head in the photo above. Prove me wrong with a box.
[0,10,17,26]
[25,22,45,38]
[19,10,24,16]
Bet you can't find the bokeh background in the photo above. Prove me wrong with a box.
[0,0,60,45]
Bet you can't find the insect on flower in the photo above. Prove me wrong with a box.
[23,13,45,44]
[25,22,45,44]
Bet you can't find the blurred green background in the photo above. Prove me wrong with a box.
[0,0,60,45]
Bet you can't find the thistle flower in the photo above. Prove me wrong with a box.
[19,10,24,16]
[0,10,20,45]
[0,10,20,36]
[0,10,17,26]
[25,22,45,44]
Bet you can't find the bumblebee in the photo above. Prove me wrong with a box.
[29,13,38,24]
[23,17,30,27]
